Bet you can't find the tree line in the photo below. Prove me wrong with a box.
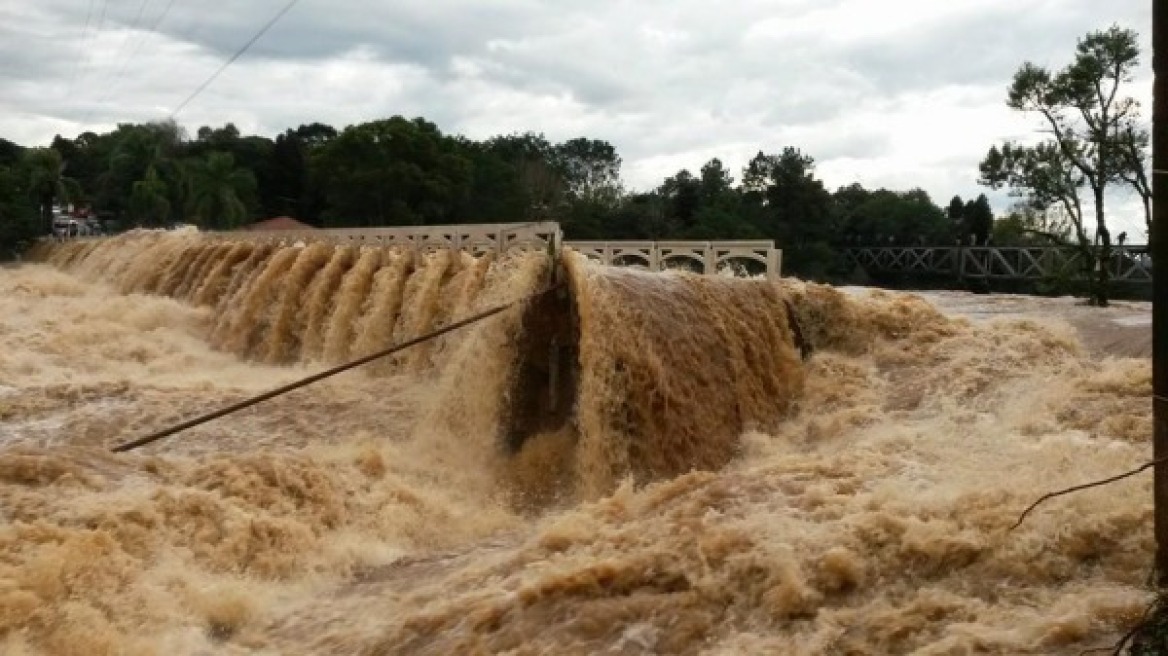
[0,23,1149,295]
[0,117,996,280]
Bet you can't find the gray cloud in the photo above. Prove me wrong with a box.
[837,1,1150,94]
[0,0,1154,234]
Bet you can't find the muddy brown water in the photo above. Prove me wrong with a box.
[0,231,1154,654]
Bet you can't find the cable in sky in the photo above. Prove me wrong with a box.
[99,0,157,89]
[69,0,108,117]
[127,0,182,66]
[169,0,302,118]
[94,0,182,108]
[65,0,98,99]
[78,0,155,124]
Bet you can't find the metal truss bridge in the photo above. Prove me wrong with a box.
[843,245,1152,285]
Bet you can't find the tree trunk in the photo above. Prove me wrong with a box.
[40,192,53,236]
[1141,193,1153,239]
[1152,0,1168,585]
[1092,186,1111,306]
[1075,238,1095,298]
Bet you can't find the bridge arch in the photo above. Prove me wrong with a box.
[661,253,705,273]
[612,252,651,269]
[716,254,768,277]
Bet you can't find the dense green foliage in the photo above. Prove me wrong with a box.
[0,138,44,253]
[0,117,967,278]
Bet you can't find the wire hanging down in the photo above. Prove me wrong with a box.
[110,284,560,453]
[168,0,302,118]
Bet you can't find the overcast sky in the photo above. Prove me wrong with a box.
[0,0,1153,235]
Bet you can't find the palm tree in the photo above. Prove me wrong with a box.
[184,152,256,230]
[25,148,79,234]
[95,120,187,219]
[129,165,171,227]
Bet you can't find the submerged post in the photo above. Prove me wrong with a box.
[1154,0,1168,584]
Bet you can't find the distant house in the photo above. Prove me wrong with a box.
[244,216,316,231]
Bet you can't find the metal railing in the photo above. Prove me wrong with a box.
[844,245,1151,284]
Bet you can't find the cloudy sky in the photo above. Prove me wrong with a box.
[0,0,1153,234]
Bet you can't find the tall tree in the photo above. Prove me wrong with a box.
[684,158,756,239]
[947,195,966,242]
[1116,124,1152,238]
[839,188,950,246]
[100,121,185,218]
[992,202,1074,246]
[189,123,274,216]
[0,138,22,168]
[997,24,1144,305]
[129,166,171,227]
[484,133,564,220]
[739,148,836,276]
[0,164,39,250]
[604,192,673,240]
[267,131,308,219]
[699,158,735,199]
[659,169,701,227]
[294,122,338,150]
[831,183,871,244]
[981,140,1095,294]
[965,194,994,245]
[184,152,256,230]
[25,147,77,234]
[290,123,338,223]
[554,137,623,207]
[312,117,472,226]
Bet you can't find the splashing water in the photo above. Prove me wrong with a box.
[0,230,1153,655]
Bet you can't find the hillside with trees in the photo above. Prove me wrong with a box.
[0,117,963,280]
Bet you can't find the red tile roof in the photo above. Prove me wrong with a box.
[245,216,316,231]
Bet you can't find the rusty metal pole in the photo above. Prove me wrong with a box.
[1154,0,1168,585]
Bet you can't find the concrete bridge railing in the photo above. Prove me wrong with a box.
[218,221,563,255]
[565,240,781,279]
[208,222,783,278]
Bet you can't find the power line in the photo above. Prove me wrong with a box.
[66,0,112,103]
[109,0,156,70]
[169,0,302,119]
[69,0,108,124]
[79,0,156,124]
[98,0,156,90]
[96,0,182,109]
[128,0,181,64]
[64,0,97,98]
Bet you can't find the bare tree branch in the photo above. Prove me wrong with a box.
[1011,456,1168,531]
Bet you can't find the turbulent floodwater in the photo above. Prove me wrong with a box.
[0,231,1155,655]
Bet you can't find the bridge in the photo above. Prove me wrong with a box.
[844,245,1152,285]
[567,240,780,278]
[223,221,565,255]
[207,222,784,278]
